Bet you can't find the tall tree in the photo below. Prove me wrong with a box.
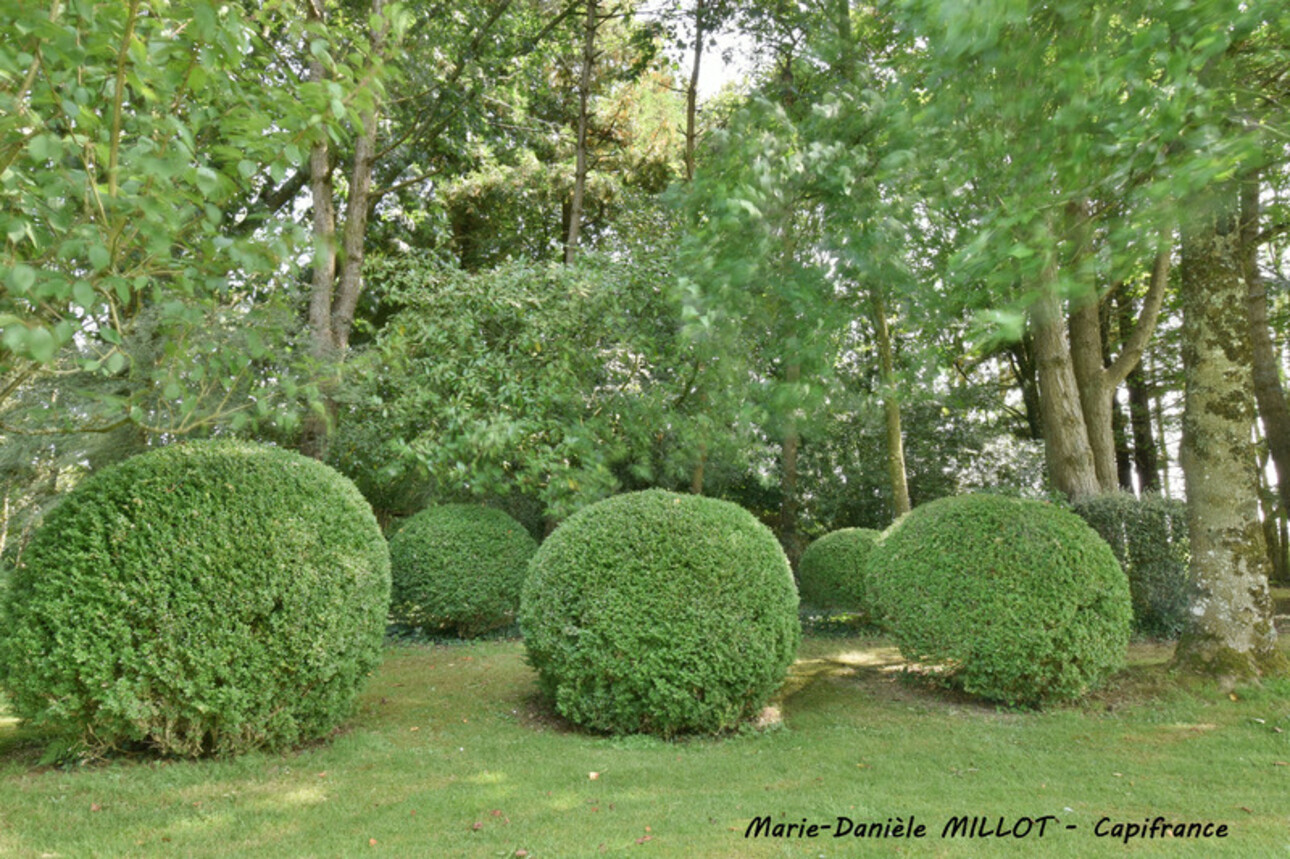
[1174,181,1283,677]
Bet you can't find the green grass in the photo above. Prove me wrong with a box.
[2,635,1289,858]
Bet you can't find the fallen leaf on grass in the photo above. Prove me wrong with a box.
[369,838,378,847]
[514,851,528,858]
[90,804,102,812]
[472,822,483,831]
[588,771,600,780]
[635,835,653,844]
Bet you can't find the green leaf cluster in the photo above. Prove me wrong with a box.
[388,504,538,638]
[520,489,800,737]
[797,527,881,617]
[869,494,1131,706]
[1071,492,1190,639]
[0,440,390,757]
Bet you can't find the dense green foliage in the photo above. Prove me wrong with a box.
[520,489,800,736]
[388,504,538,637]
[797,528,881,616]
[1072,492,1191,638]
[0,441,390,757]
[870,494,1132,706]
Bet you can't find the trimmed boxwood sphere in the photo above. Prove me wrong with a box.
[869,494,1131,706]
[797,528,881,615]
[0,440,391,757]
[520,489,800,736]
[388,504,538,637]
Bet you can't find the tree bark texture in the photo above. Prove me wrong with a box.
[1066,253,1170,494]
[564,0,598,264]
[299,0,389,460]
[1241,175,1290,517]
[1030,284,1100,501]
[779,362,803,569]
[873,290,910,516]
[684,0,704,183]
[1173,184,1283,678]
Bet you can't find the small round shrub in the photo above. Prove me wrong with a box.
[0,440,391,757]
[388,504,538,637]
[797,528,881,615]
[869,494,1131,706]
[520,489,800,736]
[1071,492,1190,638]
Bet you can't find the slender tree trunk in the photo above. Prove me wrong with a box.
[684,0,705,183]
[564,0,598,264]
[1242,174,1290,516]
[1112,395,1134,491]
[779,362,802,569]
[873,290,910,515]
[1153,355,1172,499]
[300,0,338,460]
[1173,183,1283,679]
[299,0,389,460]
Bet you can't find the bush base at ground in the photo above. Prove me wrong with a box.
[869,494,1131,706]
[520,489,800,736]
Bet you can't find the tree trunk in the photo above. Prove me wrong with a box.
[873,290,910,516]
[298,0,388,461]
[1241,174,1290,517]
[1111,394,1134,491]
[1068,300,1119,490]
[1066,252,1170,494]
[684,0,705,183]
[564,0,597,264]
[1030,284,1100,501]
[1173,183,1283,679]
[779,362,802,569]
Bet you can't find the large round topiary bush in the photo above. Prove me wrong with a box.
[520,489,800,737]
[0,440,391,757]
[869,494,1131,706]
[388,504,538,637]
[797,528,881,616]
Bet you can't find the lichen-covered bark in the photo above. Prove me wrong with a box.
[1173,185,1285,679]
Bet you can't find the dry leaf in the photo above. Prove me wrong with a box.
[90,803,102,812]
[472,822,483,831]
[369,839,378,847]
[588,771,600,780]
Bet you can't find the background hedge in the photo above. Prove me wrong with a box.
[797,528,881,617]
[388,504,538,637]
[520,489,800,736]
[1071,492,1190,638]
[0,440,390,757]
[869,494,1131,706]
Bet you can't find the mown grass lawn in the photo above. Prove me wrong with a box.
[2,633,1289,858]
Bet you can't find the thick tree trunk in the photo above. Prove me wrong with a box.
[1066,253,1170,494]
[1069,300,1119,490]
[1030,285,1100,501]
[564,0,597,264]
[1173,184,1283,679]
[873,291,910,516]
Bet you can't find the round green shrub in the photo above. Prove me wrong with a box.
[520,489,800,736]
[0,440,391,757]
[797,528,881,615]
[1071,492,1190,638]
[388,504,538,637]
[869,494,1131,706]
